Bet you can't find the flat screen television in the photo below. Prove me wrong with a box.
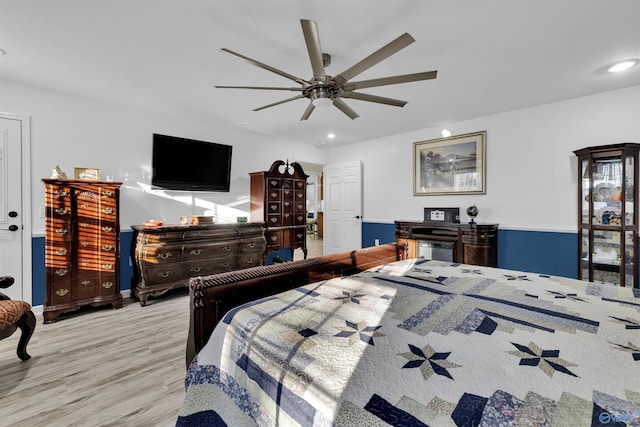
[152,133,232,191]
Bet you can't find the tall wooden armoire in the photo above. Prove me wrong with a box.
[250,160,308,260]
[42,178,123,323]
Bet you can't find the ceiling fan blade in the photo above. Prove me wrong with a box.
[300,19,326,82]
[253,95,304,111]
[220,48,309,86]
[332,33,415,85]
[333,98,359,120]
[342,70,437,91]
[340,91,407,107]
[300,102,315,121]
[215,85,302,91]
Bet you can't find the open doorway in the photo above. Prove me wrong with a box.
[296,161,323,259]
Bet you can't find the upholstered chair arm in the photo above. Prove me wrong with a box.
[0,276,15,289]
[0,276,14,300]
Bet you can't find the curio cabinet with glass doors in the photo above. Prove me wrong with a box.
[574,143,640,288]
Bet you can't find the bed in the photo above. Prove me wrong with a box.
[178,243,640,426]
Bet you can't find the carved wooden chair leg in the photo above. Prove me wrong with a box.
[16,310,36,360]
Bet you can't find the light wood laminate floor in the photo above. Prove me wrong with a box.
[0,293,189,427]
[1,237,323,427]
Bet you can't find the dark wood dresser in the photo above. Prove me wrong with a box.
[250,160,308,260]
[395,220,498,267]
[131,222,266,305]
[42,178,123,323]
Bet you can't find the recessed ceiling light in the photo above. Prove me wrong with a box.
[607,59,639,73]
[441,129,452,138]
[327,133,336,139]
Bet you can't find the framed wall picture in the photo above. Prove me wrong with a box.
[74,167,100,181]
[413,131,486,195]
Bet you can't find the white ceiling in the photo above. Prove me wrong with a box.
[1,0,639,146]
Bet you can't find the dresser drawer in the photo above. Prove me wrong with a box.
[267,178,281,189]
[98,273,118,297]
[45,242,72,265]
[267,189,281,201]
[183,241,240,260]
[237,252,261,269]
[139,244,183,264]
[138,231,184,244]
[184,256,236,276]
[239,236,265,252]
[46,217,73,243]
[184,227,239,241]
[143,263,184,285]
[74,275,99,300]
[267,214,282,227]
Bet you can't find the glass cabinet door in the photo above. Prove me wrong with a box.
[575,144,640,289]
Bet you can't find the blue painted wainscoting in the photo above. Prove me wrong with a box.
[31,225,578,306]
[362,222,578,279]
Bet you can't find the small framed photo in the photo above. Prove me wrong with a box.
[413,131,486,196]
[74,167,100,181]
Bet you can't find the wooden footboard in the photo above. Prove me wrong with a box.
[185,242,407,367]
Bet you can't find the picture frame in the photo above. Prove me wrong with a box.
[74,167,100,181]
[413,130,486,196]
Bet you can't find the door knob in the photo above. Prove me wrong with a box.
[8,211,18,218]
[8,225,19,232]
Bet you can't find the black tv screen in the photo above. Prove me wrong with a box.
[152,134,232,191]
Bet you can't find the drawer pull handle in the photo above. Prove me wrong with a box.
[103,207,114,214]
[247,243,255,248]
[102,264,114,270]
[284,190,291,195]
[271,205,278,210]
[270,192,278,198]
[270,180,278,186]
[102,245,113,252]
[245,259,254,264]
[271,236,277,242]
[81,261,89,267]
[55,208,68,215]
[157,252,173,259]
[56,189,69,197]
[190,249,203,255]
[297,216,303,221]
[55,228,68,235]
[102,282,114,289]
[55,288,69,297]
[102,226,114,233]
[81,280,91,286]
[297,233,303,238]
[55,249,68,256]
[102,190,114,197]
[284,202,290,207]
[191,267,201,272]
[80,222,90,227]
[55,268,69,276]
[159,271,172,278]
[81,241,89,247]
[223,246,232,252]
[220,262,229,268]
[81,203,89,209]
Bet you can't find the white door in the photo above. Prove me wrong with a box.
[323,161,362,255]
[0,116,26,301]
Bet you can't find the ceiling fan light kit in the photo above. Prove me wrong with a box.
[215,19,438,121]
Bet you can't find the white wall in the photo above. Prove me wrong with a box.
[328,85,640,232]
[0,81,329,233]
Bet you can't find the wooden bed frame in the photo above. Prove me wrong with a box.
[185,242,407,367]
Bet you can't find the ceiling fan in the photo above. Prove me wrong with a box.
[215,19,438,121]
